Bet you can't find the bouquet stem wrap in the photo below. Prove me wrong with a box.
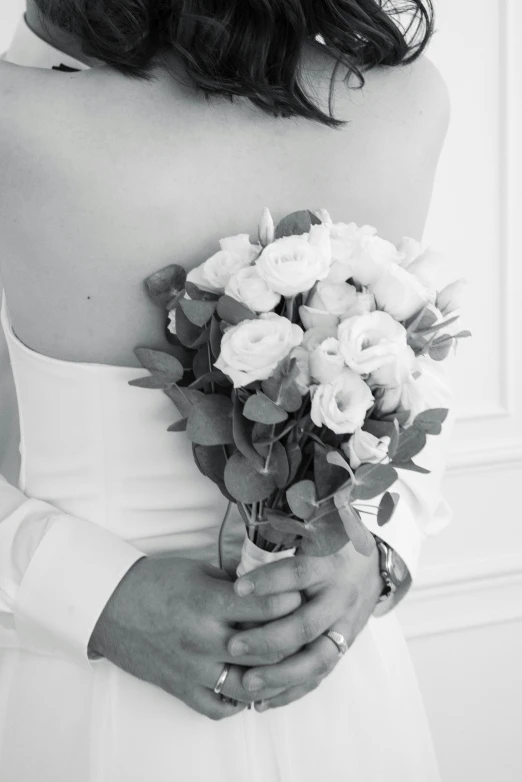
[236,536,295,578]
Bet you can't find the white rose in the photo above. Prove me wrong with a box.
[225,266,281,313]
[214,312,303,388]
[167,309,176,335]
[256,227,331,297]
[302,325,338,352]
[186,234,260,293]
[338,311,415,387]
[258,207,275,247]
[349,234,401,287]
[289,346,311,395]
[370,262,435,322]
[309,337,345,384]
[311,369,374,435]
[342,428,391,470]
[397,236,425,267]
[326,222,377,283]
[339,289,376,320]
[307,280,358,317]
[299,306,339,331]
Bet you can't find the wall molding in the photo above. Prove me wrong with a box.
[447,440,522,472]
[397,555,522,640]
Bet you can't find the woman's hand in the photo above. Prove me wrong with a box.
[226,538,384,711]
[89,556,302,720]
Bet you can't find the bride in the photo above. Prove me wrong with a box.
[0,1,453,780]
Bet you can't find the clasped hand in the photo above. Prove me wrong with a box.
[89,539,383,720]
[228,538,384,712]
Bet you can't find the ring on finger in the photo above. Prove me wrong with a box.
[213,663,231,695]
[324,629,348,658]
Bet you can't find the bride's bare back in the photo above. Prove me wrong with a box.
[0,49,449,366]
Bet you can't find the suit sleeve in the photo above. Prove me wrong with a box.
[356,355,455,617]
[0,476,145,667]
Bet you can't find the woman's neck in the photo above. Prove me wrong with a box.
[24,0,101,66]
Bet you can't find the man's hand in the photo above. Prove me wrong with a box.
[89,556,301,720]
[226,539,384,711]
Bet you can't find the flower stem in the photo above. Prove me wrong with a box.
[218,501,233,572]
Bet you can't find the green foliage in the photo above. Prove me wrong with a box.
[217,295,257,325]
[243,392,288,425]
[286,480,317,520]
[179,298,217,327]
[224,451,276,502]
[377,492,400,527]
[130,348,184,389]
[274,210,321,240]
[145,264,186,308]
[351,463,398,501]
[186,395,234,446]
[300,509,349,557]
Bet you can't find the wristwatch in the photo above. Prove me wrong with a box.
[373,535,409,605]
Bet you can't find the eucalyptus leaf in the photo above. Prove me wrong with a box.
[274,210,313,240]
[209,315,223,359]
[145,264,186,308]
[186,395,234,446]
[393,426,427,463]
[163,385,204,418]
[326,450,352,473]
[314,444,348,500]
[266,441,290,489]
[377,492,400,527]
[232,394,265,469]
[189,370,230,390]
[351,463,398,501]
[180,298,217,328]
[224,451,276,502]
[192,443,227,486]
[337,504,375,556]
[286,480,317,520]
[257,525,298,548]
[413,408,448,436]
[261,377,302,412]
[175,304,206,348]
[217,295,257,325]
[129,375,174,390]
[132,348,184,384]
[167,418,188,433]
[243,393,288,425]
[300,509,349,557]
[265,510,313,538]
[286,442,302,484]
[184,281,220,302]
[395,460,430,474]
[428,341,452,361]
[193,345,212,378]
[362,419,396,440]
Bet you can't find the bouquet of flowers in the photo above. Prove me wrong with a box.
[130,208,468,577]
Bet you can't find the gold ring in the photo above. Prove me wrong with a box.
[213,663,231,695]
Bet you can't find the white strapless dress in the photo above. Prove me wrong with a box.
[0,293,442,782]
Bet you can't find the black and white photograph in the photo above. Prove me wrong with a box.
[0,1,520,780]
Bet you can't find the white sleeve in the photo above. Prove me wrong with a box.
[0,475,145,668]
[356,356,455,617]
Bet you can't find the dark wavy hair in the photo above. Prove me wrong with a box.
[35,0,434,127]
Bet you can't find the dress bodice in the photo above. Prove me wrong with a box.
[0,291,234,561]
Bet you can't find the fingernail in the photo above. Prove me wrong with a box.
[230,640,248,657]
[255,700,269,712]
[247,675,264,692]
[236,579,254,596]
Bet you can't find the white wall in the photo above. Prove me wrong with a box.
[397,2,522,781]
[0,0,24,53]
[1,1,521,779]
